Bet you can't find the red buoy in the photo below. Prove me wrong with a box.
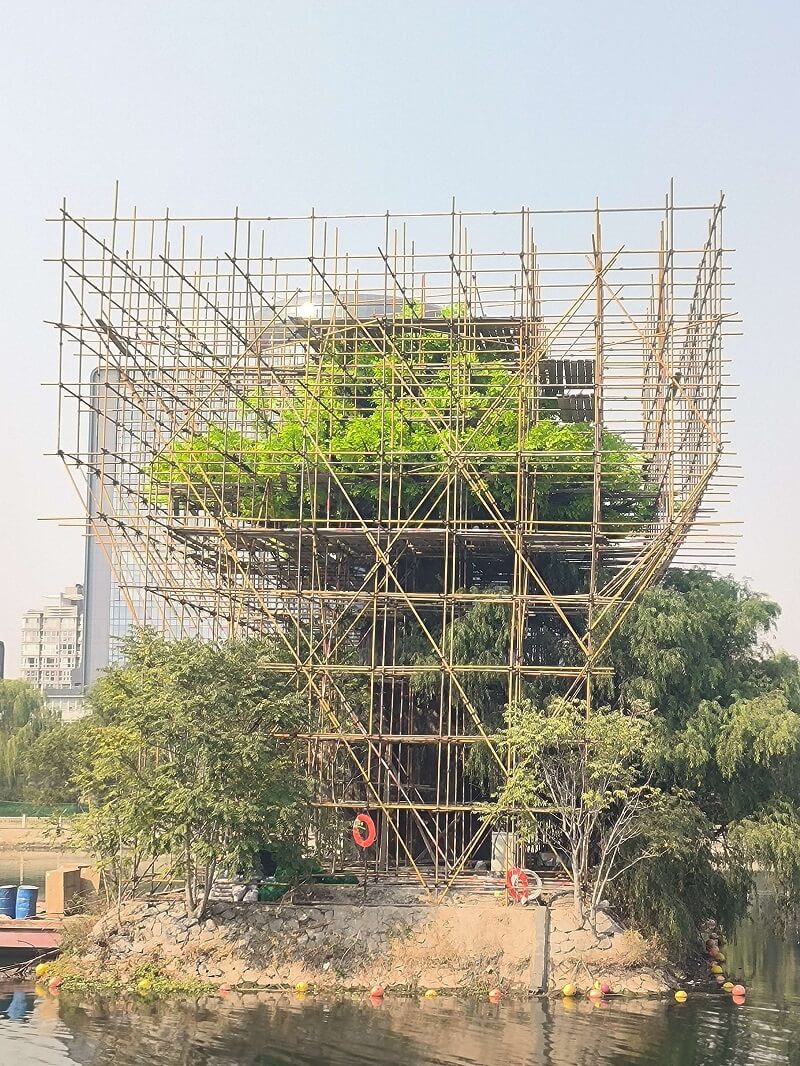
[505,867,529,902]
[352,813,377,849]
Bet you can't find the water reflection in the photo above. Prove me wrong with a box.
[0,890,798,1066]
[0,991,35,1022]
[0,990,786,1066]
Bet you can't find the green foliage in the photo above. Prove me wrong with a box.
[728,802,800,913]
[494,696,665,923]
[607,570,800,948]
[150,318,652,529]
[24,720,88,804]
[0,680,59,800]
[73,629,311,920]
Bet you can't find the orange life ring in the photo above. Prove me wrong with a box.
[506,866,529,902]
[352,812,376,849]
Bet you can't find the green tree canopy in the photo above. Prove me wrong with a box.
[606,570,800,947]
[151,319,653,529]
[0,680,58,800]
[73,630,311,920]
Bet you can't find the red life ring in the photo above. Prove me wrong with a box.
[506,866,529,902]
[352,812,376,849]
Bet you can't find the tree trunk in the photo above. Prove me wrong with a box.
[184,835,196,919]
[572,851,584,925]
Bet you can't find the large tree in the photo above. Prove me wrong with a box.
[72,630,311,920]
[0,680,58,800]
[606,570,800,948]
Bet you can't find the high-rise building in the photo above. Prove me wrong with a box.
[20,585,85,720]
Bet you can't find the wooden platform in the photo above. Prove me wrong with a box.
[0,919,62,951]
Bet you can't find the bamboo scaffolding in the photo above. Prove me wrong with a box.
[53,189,734,895]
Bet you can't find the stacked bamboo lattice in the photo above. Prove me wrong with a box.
[53,189,734,894]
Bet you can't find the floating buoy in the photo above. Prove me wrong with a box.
[488,987,502,1002]
[48,976,63,990]
[34,963,48,979]
[710,963,723,975]
[352,813,377,849]
[674,990,688,1002]
[716,952,726,963]
[715,975,726,985]
[136,977,152,994]
[218,984,231,996]
[294,981,308,993]
[731,984,746,997]
[722,981,734,992]
[370,984,384,999]
[600,981,611,995]
[588,987,603,1000]
[561,983,577,997]
[423,989,438,998]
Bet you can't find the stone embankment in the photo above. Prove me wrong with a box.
[79,894,676,996]
[547,898,675,995]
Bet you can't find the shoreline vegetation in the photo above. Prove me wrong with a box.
[32,892,680,1000]
[2,567,800,1002]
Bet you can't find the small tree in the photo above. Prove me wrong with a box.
[75,630,310,920]
[495,697,667,926]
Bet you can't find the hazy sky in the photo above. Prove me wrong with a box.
[1,0,798,676]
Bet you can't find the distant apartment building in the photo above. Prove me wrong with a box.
[20,585,86,720]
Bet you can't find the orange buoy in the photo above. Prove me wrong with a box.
[588,987,603,1000]
[370,984,385,999]
[731,984,746,997]
[600,981,611,995]
[353,813,377,849]
[488,987,502,1002]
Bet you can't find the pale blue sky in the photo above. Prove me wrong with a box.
[1,0,798,674]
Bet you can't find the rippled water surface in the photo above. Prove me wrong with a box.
[2,899,799,1066]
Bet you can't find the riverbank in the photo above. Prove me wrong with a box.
[0,823,72,852]
[47,893,679,997]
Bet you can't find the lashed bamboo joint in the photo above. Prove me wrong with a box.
[53,188,733,895]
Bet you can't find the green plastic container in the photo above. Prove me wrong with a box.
[257,884,289,903]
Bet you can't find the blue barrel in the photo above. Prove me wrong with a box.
[15,885,38,920]
[0,885,16,918]
[6,991,33,1021]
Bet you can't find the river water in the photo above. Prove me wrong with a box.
[0,896,798,1065]
[0,852,92,893]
